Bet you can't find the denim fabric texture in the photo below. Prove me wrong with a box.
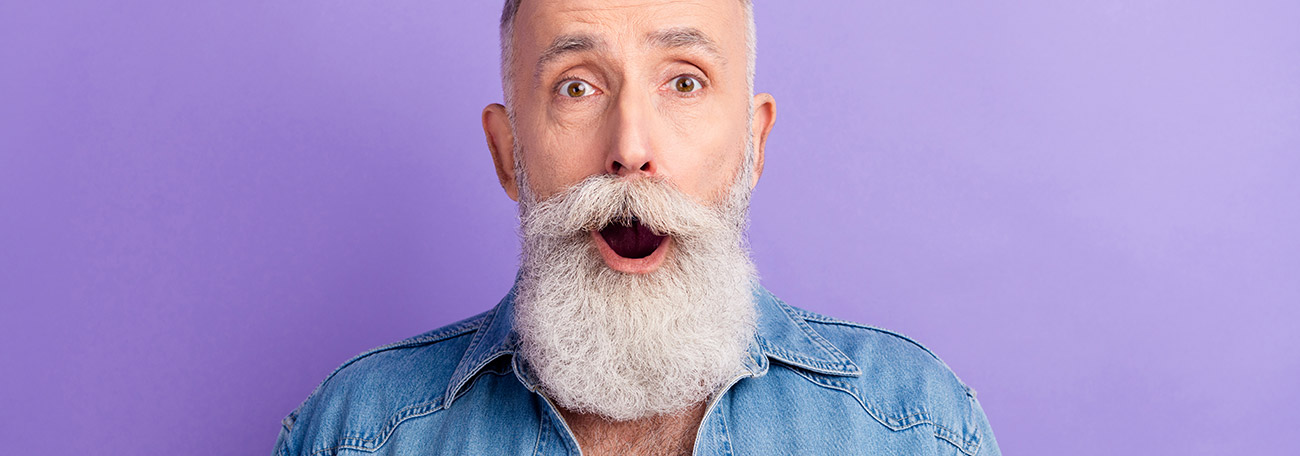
[274,283,1000,455]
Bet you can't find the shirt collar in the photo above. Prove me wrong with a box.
[749,286,862,377]
[443,279,861,408]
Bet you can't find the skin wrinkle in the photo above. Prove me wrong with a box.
[500,0,755,120]
[645,27,726,65]
[555,1,682,14]
[533,28,727,101]
[484,1,776,454]
[534,34,607,84]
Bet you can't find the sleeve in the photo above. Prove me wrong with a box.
[272,410,298,456]
[969,390,1001,456]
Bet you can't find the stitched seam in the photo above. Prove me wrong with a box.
[936,430,975,456]
[448,369,513,406]
[785,367,968,451]
[275,427,292,456]
[790,311,860,373]
[785,369,916,430]
[532,398,544,456]
[760,297,859,374]
[311,370,525,455]
[798,315,977,452]
[772,300,841,360]
[281,410,297,433]
[777,300,849,359]
[314,315,487,395]
[718,400,735,456]
[292,315,487,455]
[537,411,548,455]
[784,305,980,453]
[797,309,976,395]
[788,307,860,326]
[796,312,949,365]
[444,308,499,402]
[954,389,984,455]
[308,397,447,456]
[760,339,855,375]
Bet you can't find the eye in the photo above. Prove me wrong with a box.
[561,80,594,98]
[670,75,701,94]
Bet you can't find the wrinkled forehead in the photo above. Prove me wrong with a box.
[510,0,749,78]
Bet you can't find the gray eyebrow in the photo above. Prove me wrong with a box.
[534,33,606,83]
[531,28,725,85]
[646,27,726,65]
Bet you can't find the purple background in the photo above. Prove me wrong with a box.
[3,1,1297,454]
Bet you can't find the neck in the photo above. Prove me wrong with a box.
[558,402,709,456]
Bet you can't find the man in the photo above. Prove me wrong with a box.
[274,0,1000,454]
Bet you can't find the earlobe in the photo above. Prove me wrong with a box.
[482,103,519,201]
[750,93,777,189]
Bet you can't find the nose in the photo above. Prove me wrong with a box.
[605,91,657,177]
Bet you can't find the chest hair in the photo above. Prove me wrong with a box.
[560,403,708,456]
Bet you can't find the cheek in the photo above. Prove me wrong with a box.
[658,98,748,183]
[667,128,748,201]
[524,132,606,199]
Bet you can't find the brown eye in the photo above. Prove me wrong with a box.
[563,80,591,98]
[672,76,700,93]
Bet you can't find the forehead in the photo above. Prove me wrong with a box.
[512,0,747,59]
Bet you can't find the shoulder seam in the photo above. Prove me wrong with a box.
[290,312,489,431]
[291,312,491,455]
[791,308,947,365]
[317,313,488,388]
[785,307,983,454]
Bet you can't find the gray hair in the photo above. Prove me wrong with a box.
[498,0,756,114]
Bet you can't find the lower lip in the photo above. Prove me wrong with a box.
[590,230,672,274]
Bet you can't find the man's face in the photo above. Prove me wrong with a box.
[482,0,777,420]
[484,0,775,274]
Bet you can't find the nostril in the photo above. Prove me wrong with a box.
[612,161,623,172]
[640,162,650,171]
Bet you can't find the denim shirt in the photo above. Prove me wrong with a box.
[274,284,1000,455]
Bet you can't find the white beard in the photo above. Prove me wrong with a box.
[512,152,758,421]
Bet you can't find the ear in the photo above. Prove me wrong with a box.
[482,103,519,201]
[749,93,777,189]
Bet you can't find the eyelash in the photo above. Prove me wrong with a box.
[554,75,596,99]
[552,72,711,98]
[669,72,708,97]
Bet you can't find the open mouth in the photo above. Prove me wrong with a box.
[597,217,667,259]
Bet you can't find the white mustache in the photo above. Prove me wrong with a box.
[520,175,728,240]
[513,171,758,420]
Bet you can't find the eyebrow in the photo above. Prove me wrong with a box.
[531,27,727,84]
[645,27,726,65]
[534,33,606,83]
